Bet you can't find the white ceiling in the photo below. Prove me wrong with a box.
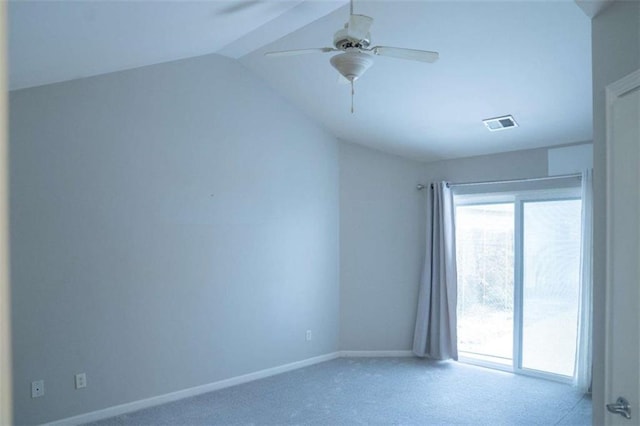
[8,0,593,162]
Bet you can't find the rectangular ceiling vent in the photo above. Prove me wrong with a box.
[483,115,518,132]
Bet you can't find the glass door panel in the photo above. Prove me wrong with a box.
[521,199,582,377]
[456,203,514,365]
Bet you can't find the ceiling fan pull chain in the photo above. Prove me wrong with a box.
[351,80,355,114]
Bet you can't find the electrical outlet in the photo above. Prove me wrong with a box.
[75,373,87,389]
[306,330,312,341]
[31,380,44,398]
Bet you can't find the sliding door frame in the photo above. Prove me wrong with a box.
[513,192,580,384]
[455,186,581,384]
[513,197,524,377]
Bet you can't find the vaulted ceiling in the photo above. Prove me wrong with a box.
[9,1,594,162]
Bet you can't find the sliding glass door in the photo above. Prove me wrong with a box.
[456,203,514,366]
[455,190,582,381]
[520,199,582,377]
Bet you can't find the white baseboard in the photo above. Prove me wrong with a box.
[46,350,414,425]
[339,350,414,357]
[46,352,340,426]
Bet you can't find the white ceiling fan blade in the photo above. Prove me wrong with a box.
[264,48,337,57]
[347,14,374,41]
[371,46,439,63]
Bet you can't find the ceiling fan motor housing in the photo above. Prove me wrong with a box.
[333,27,371,50]
[330,51,374,82]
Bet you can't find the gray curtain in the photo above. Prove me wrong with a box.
[573,168,593,393]
[412,182,458,360]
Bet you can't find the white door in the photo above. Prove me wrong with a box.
[0,2,13,423]
[605,69,640,425]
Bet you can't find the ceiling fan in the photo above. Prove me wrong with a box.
[264,0,439,112]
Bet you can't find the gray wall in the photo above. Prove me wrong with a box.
[10,54,340,424]
[422,147,548,184]
[339,142,426,350]
[339,143,549,351]
[591,2,640,424]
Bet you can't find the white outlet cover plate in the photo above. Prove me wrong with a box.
[75,373,87,389]
[31,380,44,398]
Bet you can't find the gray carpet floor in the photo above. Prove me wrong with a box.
[87,357,591,425]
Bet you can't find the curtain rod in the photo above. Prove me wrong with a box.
[416,172,582,190]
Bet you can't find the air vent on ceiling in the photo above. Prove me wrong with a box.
[483,115,518,132]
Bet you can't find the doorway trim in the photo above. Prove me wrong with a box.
[604,68,640,424]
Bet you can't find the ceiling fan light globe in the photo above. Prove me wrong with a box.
[330,51,374,82]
